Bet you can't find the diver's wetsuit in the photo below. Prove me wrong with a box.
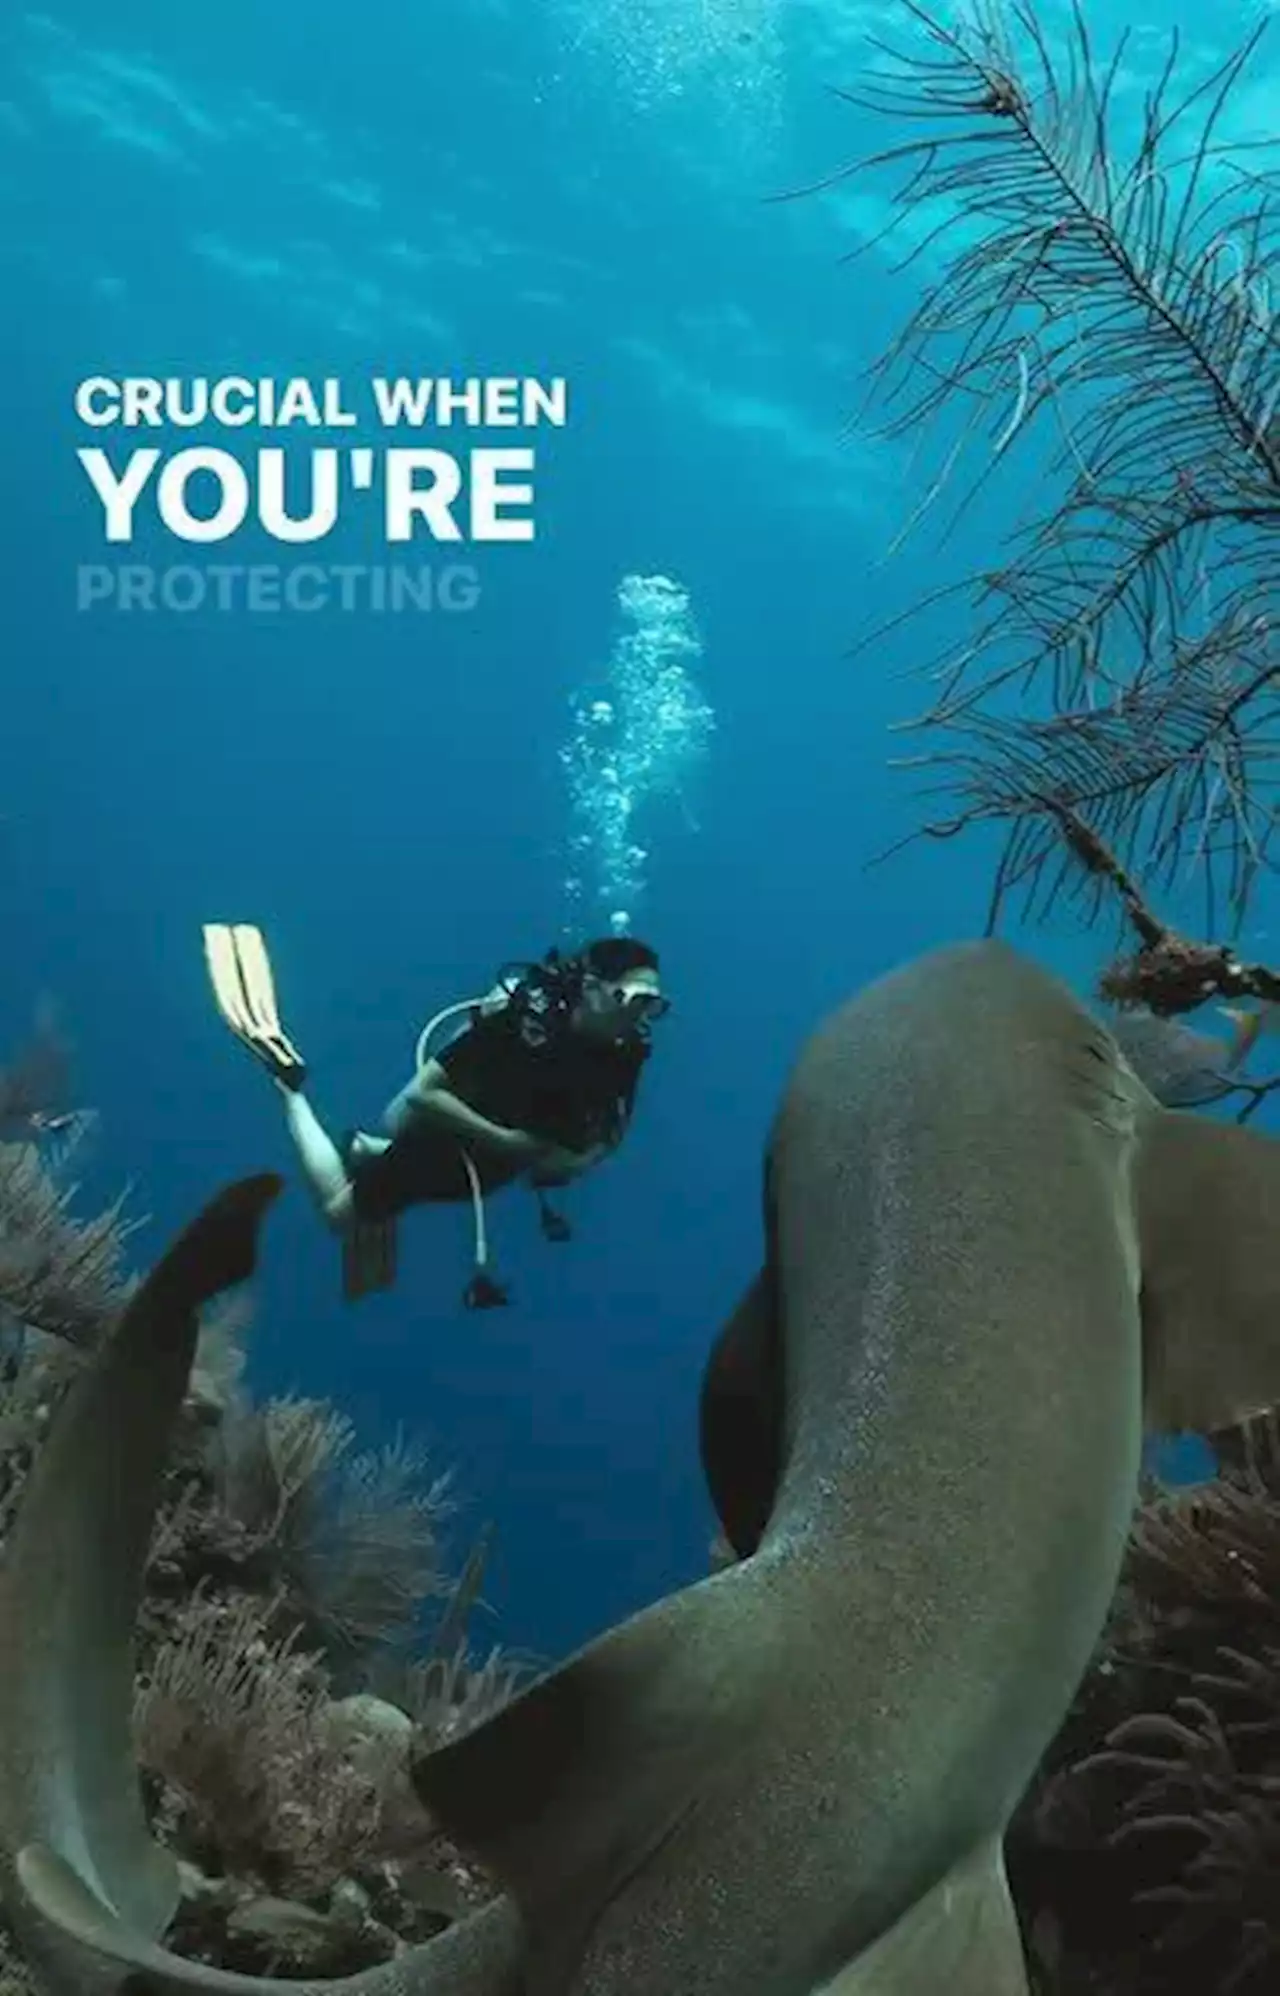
[344,1007,648,1223]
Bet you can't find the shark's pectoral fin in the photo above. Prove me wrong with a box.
[415,1601,697,1911]
[414,1570,767,1976]
[1137,1108,1280,1433]
[816,1838,1028,1995]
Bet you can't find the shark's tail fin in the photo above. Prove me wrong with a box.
[0,1177,280,1950]
[17,1842,522,1996]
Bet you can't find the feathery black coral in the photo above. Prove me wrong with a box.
[836,0,1280,931]
[903,627,1277,932]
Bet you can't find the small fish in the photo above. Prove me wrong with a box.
[0,1014,72,1139]
[27,1111,81,1135]
[1219,1003,1280,1065]
[27,1108,99,1177]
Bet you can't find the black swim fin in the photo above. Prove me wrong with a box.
[537,1190,572,1243]
[463,1271,510,1310]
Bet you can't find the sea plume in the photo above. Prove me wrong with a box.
[824,0,1279,939]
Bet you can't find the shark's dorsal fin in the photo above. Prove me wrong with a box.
[699,1266,784,1556]
[1138,1108,1280,1432]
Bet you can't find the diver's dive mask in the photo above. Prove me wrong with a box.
[620,984,670,1027]
[495,951,669,1051]
[584,972,670,1045]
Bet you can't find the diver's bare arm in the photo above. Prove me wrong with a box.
[399,1061,543,1162]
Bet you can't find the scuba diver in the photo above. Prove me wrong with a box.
[201,924,668,1309]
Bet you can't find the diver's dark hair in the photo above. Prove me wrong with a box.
[579,937,659,980]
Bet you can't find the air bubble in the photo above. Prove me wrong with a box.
[558,573,714,935]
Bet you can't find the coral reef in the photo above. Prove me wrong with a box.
[1010,1422,1280,1995]
[0,1051,527,1984]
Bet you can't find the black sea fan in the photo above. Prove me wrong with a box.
[827,0,1280,934]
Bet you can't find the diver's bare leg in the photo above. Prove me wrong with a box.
[277,1084,355,1230]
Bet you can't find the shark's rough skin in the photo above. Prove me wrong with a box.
[6,941,1280,1996]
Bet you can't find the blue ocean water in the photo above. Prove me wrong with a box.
[0,0,1271,1657]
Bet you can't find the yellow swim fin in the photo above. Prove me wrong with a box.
[202,923,307,1088]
